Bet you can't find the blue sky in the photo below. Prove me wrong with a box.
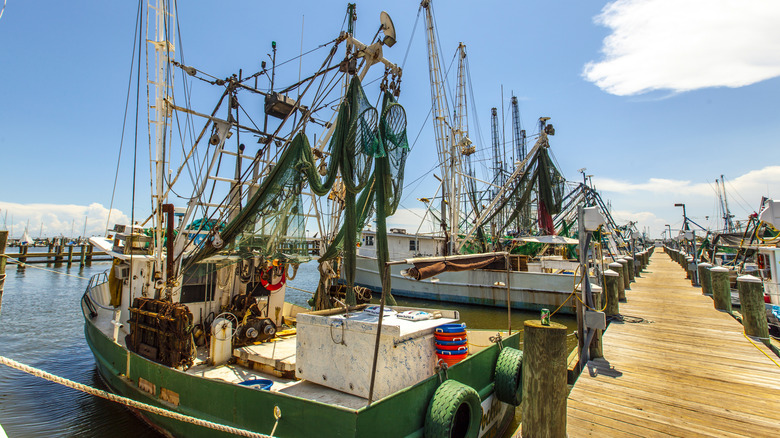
[1,0,779,239]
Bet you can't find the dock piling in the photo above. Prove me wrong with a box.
[589,285,604,359]
[79,244,87,267]
[609,262,626,302]
[522,320,567,438]
[736,275,770,344]
[618,258,631,290]
[697,263,712,295]
[710,266,732,313]
[603,269,620,317]
[624,256,635,282]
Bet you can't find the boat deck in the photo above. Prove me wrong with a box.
[566,251,780,437]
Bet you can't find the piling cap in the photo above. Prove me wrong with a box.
[604,269,619,276]
[623,256,634,261]
[608,262,622,269]
[697,262,712,268]
[591,285,603,292]
[737,274,762,283]
[617,259,628,265]
[686,256,693,262]
[710,266,729,273]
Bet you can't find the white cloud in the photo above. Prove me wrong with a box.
[384,207,438,234]
[584,0,780,95]
[593,165,780,236]
[0,202,129,239]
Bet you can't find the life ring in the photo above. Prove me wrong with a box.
[424,380,482,438]
[261,267,286,292]
[493,347,523,406]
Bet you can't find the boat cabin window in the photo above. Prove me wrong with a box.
[409,239,417,251]
[365,235,374,246]
[180,264,216,303]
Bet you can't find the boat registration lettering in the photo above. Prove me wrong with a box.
[160,388,180,407]
[138,377,156,396]
[478,394,507,437]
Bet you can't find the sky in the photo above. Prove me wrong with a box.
[0,0,779,240]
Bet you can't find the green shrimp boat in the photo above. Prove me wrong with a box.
[81,2,524,437]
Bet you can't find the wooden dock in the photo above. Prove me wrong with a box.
[564,252,780,437]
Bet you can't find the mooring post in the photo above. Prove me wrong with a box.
[634,252,643,277]
[47,242,53,262]
[67,244,74,267]
[603,269,620,316]
[697,263,712,295]
[618,258,630,290]
[710,267,732,313]
[79,244,87,267]
[19,243,28,264]
[686,256,696,284]
[737,275,769,345]
[624,256,635,283]
[55,241,63,264]
[0,230,7,317]
[609,262,625,301]
[86,243,93,264]
[522,320,567,438]
[589,285,604,359]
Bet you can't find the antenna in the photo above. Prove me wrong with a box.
[380,11,396,47]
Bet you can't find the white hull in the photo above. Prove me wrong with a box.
[353,256,577,314]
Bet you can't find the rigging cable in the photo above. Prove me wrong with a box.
[107,0,144,234]
[400,6,422,70]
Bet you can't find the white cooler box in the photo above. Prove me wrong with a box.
[295,306,459,400]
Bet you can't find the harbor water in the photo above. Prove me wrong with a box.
[0,256,577,437]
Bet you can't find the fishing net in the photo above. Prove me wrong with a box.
[311,90,409,309]
[189,78,377,268]
[186,77,408,311]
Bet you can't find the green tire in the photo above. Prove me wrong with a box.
[424,380,482,438]
[494,347,523,406]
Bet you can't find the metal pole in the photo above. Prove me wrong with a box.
[367,263,389,405]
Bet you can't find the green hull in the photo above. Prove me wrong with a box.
[84,314,517,437]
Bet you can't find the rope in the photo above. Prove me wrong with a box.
[742,332,780,368]
[1,255,90,280]
[0,355,274,438]
[285,285,315,295]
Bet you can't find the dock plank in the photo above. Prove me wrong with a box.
[562,251,780,438]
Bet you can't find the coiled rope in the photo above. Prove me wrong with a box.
[0,355,274,438]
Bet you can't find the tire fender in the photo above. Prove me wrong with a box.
[424,380,482,438]
[494,347,523,406]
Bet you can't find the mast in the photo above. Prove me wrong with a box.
[721,175,735,232]
[511,96,530,233]
[422,0,460,254]
[148,0,175,272]
[490,108,502,198]
[454,43,473,226]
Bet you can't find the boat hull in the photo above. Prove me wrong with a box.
[354,256,577,314]
[83,308,516,437]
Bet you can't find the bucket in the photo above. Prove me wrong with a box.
[238,379,273,390]
[435,338,467,346]
[434,332,466,341]
[435,323,466,334]
[436,344,468,352]
[436,349,468,367]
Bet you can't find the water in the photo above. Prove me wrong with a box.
[0,259,577,437]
